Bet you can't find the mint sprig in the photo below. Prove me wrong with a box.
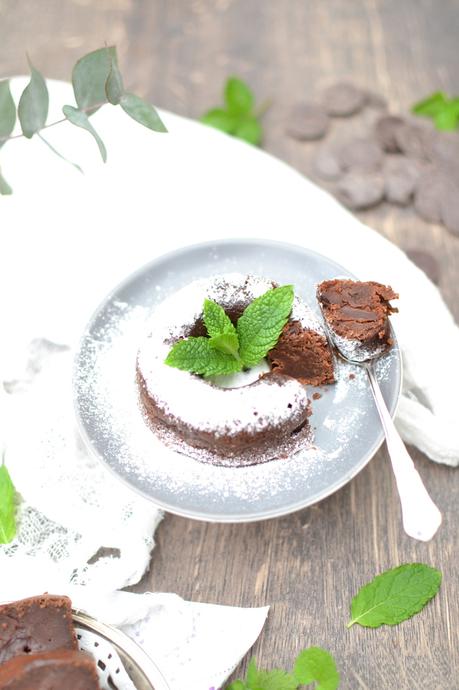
[0,464,17,544]
[412,91,459,131]
[347,563,442,628]
[165,285,294,377]
[200,77,265,146]
[226,648,339,690]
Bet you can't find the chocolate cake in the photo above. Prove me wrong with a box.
[137,273,335,466]
[0,649,100,690]
[317,278,398,359]
[0,596,77,665]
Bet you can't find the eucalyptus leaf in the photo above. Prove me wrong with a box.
[38,133,83,173]
[120,93,167,132]
[72,46,116,113]
[0,80,16,148]
[105,55,124,105]
[0,165,12,195]
[63,105,107,162]
[17,58,49,138]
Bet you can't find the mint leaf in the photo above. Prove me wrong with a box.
[412,91,448,116]
[237,285,294,367]
[17,58,49,138]
[347,563,442,628]
[251,669,298,690]
[203,299,237,338]
[294,647,340,690]
[234,117,262,146]
[165,336,242,377]
[412,91,459,131]
[225,77,254,116]
[434,103,459,131]
[0,465,17,544]
[209,333,240,360]
[200,108,239,134]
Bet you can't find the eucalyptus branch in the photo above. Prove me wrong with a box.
[0,46,167,194]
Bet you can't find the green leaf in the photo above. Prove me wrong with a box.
[0,165,12,195]
[251,669,298,690]
[234,116,263,146]
[412,91,448,116]
[0,465,17,543]
[347,563,442,628]
[225,77,254,116]
[246,658,258,687]
[63,105,107,162]
[209,333,240,360]
[105,54,124,105]
[294,647,340,690]
[200,108,238,134]
[434,104,459,131]
[17,58,49,138]
[165,336,242,377]
[0,80,16,148]
[203,299,237,338]
[237,285,294,367]
[226,682,247,690]
[120,93,167,132]
[72,46,116,112]
[38,133,83,174]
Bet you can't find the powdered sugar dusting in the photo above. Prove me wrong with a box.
[137,274,318,441]
[74,263,401,520]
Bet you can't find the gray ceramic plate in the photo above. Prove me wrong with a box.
[74,239,401,522]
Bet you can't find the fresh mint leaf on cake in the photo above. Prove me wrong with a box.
[0,464,17,544]
[203,298,237,338]
[164,336,241,376]
[237,285,294,367]
[165,285,294,376]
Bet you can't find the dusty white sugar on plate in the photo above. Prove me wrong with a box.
[75,271,397,515]
[137,273,322,439]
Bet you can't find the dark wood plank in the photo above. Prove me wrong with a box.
[1,1,458,687]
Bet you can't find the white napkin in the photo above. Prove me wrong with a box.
[0,341,268,690]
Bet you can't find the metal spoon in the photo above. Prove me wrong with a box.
[320,317,442,542]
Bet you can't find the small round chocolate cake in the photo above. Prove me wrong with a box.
[137,274,334,466]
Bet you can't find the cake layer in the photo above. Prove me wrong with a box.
[317,279,398,342]
[0,649,100,690]
[0,596,77,665]
[137,273,332,465]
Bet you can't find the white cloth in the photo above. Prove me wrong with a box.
[0,76,457,689]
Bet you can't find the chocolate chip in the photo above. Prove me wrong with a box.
[413,168,444,223]
[313,148,342,181]
[383,156,423,206]
[286,103,329,141]
[405,249,440,284]
[365,91,388,110]
[440,178,459,236]
[337,137,384,173]
[394,122,431,160]
[374,115,405,153]
[336,172,384,209]
[322,83,367,117]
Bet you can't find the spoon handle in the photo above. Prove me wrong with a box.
[365,364,442,542]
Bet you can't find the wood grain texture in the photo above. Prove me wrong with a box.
[1,1,458,687]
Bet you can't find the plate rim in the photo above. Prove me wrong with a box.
[73,237,402,523]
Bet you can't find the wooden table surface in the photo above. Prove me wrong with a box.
[1,2,458,688]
